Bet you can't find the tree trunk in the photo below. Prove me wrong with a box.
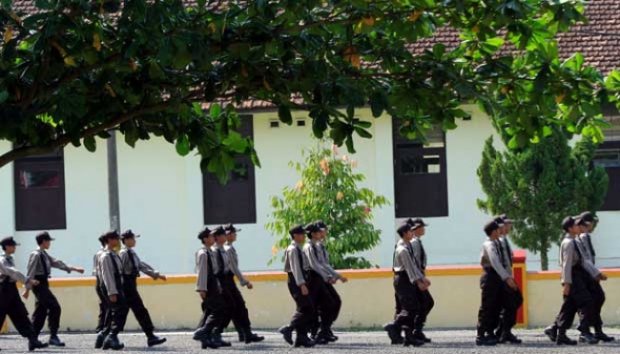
[540,247,549,271]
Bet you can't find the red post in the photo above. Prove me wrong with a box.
[512,250,528,327]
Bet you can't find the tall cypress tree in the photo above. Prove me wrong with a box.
[477,129,608,270]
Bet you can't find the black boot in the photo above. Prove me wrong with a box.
[294,332,315,348]
[544,325,558,343]
[192,327,211,341]
[475,332,498,346]
[243,328,265,344]
[212,331,231,347]
[594,326,615,342]
[201,337,220,349]
[498,331,522,344]
[403,327,425,347]
[102,333,125,351]
[413,330,431,343]
[95,331,108,349]
[48,334,65,347]
[383,322,403,345]
[278,325,293,345]
[326,328,339,342]
[28,337,48,352]
[147,334,167,347]
[579,331,600,345]
[237,331,245,343]
[314,330,330,345]
[556,330,577,345]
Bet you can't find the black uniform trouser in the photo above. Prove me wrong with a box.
[325,282,342,326]
[477,268,502,335]
[118,276,155,335]
[101,285,127,336]
[95,278,108,333]
[220,274,251,332]
[287,273,315,334]
[578,277,605,331]
[497,284,523,333]
[0,281,35,339]
[413,287,434,331]
[307,271,338,333]
[31,277,61,336]
[198,285,232,333]
[555,266,596,330]
[392,272,419,331]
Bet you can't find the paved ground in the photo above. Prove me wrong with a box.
[1,329,619,353]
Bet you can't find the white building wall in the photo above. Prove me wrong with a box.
[0,141,16,237]
[116,135,202,274]
[1,109,619,274]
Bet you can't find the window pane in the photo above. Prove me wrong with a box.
[594,149,620,168]
[401,155,441,174]
[231,162,249,181]
[14,154,66,231]
[18,170,61,189]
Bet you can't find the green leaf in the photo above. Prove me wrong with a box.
[148,61,165,80]
[278,105,293,125]
[84,135,96,152]
[369,91,385,118]
[355,127,372,139]
[0,91,9,104]
[210,103,221,119]
[345,135,356,153]
[222,131,247,153]
[175,135,191,156]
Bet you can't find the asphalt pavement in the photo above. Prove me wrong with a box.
[1,328,619,353]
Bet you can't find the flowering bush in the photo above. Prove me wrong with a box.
[266,142,389,269]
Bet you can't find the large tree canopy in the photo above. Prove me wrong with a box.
[0,0,618,181]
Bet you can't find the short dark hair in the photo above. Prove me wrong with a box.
[484,221,499,236]
[562,216,576,232]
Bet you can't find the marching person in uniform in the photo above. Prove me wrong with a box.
[493,215,523,344]
[315,220,346,342]
[576,211,614,342]
[544,216,600,345]
[24,232,84,347]
[476,219,519,346]
[93,234,108,338]
[193,227,232,349]
[208,226,234,348]
[118,230,167,347]
[0,236,48,352]
[97,230,128,350]
[221,223,264,344]
[383,222,427,347]
[409,218,434,343]
[303,222,338,345]
[278,224,316,348]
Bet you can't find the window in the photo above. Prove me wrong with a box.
[594,123,620,210]
[203,116,257,224]
[14,150,66,230]
[392,121,448,217]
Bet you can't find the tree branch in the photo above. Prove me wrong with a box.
[0,101,173,169]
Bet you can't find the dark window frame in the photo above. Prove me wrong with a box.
[392,121,449,217]
[594,139,620,211]
[202,115,257,225]
[14,150,67,231]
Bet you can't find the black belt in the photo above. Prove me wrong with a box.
[287,272,309,282]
